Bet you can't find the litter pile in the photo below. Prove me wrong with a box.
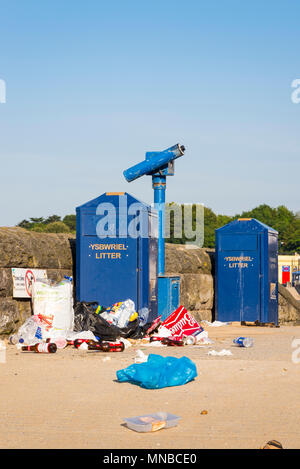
[9,276,213,354]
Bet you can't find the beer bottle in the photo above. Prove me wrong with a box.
[21,343,57,353]
[87,341,125,352]
[161,337,184,346]
[74,339,99,349]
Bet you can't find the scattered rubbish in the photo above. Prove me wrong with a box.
[116,353,197,389]
[46,337,67,349]
[11,296,214,362]
[233,337,254,348]
[102,356,111,362]
[124,412,180,433]
[208,349,232,356]
[261,440,283,449]
[194,330,213,345]
[134,350,148,363]
[21,343,57,353]
[201,320,230,327]
[200,410,208,415]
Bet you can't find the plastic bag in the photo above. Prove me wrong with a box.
[73,302,102,332]
[116,353,197,389]
[31,279,74,331]
[73,301,140,341]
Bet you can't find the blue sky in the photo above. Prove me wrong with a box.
[0,0,299,226]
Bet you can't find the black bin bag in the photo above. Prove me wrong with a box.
[73,301,140,341]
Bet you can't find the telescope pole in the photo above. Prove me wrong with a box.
[152,174,166,276]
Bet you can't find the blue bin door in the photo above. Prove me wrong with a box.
[267,232,278,325]
[218,234,261,322]
[80,236,139,308]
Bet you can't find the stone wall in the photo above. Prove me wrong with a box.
[165,244,214,322]
[0,228,75,334]
[278,284,300,324]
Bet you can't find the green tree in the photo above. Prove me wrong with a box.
[63,214,76,231]
[44,215,61,224]
[216,214,233,229]
[30,224,46,232]
[17,219,31,229]
[30,217,45,224]
[43,221,70,233]
[240,204,277,228]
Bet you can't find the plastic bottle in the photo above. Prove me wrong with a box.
[233,337,254,348]
[116,300,136,328]
[21,343,57,353]
[64,276,73,282]
[9,334,20,345]
[9,317,42,345]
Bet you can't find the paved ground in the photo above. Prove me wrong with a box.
[0,324,300,449]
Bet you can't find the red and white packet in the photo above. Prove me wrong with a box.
[159,306,204,340]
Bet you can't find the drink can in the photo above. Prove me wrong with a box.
[182,335,196,345]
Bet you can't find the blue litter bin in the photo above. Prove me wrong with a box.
[76,192,158,322]
[158,275,180,321]
[215,218,278,325]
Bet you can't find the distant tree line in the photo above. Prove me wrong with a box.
[165,203,300,255]
[16,204,300,254]
[17,215,76,233]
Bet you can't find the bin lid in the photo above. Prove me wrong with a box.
[215,218,278,234]
[76,192,153,211]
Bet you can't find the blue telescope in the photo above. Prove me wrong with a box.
[123,143,185,276]
[123,144,185,183]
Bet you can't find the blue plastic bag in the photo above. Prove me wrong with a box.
[116,354,197,389]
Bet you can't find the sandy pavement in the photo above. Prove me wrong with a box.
[1,324,300,450]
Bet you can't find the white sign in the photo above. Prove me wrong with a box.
[12,268,48,298]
